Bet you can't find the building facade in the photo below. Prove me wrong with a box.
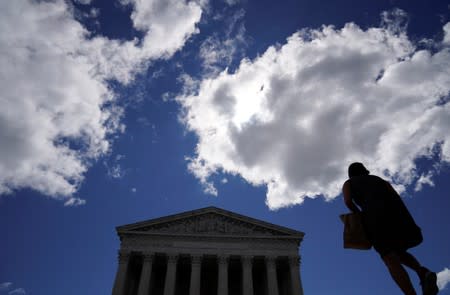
[112,207,305,295]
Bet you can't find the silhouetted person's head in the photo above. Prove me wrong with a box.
[348,162,370,178]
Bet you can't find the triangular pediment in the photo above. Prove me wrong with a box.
[117,207,304,238]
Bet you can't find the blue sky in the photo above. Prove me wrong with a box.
[1,0,450,294]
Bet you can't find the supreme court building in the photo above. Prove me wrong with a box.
[112,207,305,295]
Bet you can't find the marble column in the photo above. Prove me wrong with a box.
[242,255,253,295]
[265,256,279,295]
[112,250,130,295]
[137,253,154,295]
[163,254,178,295]
[189,255,202,295]
[289,256,304,295]
[217,255,229,295]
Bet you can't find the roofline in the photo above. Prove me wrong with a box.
[119,230,304,240]
[116,206,305,237]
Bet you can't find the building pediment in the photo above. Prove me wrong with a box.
[117,207,304,238]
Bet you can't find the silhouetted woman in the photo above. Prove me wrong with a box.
[342,162,438,295]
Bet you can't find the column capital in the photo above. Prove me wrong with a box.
[264,255,277,264]
[218,254,229,265]
[242,255,253,268]
[143,252,155,262]
[288,255,301,267]
[118,250,131,264]
[191,254,203,265]
[167,254,178,264]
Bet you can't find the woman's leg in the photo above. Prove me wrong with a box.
[398,251,428,280]
[398,251,439,295]
[382,252,417,295]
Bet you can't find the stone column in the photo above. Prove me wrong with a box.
[112,250,130,295]
[189,255,202,295]
[242,255,253,295]
[289,256,304,295]
[163,254,178,295]
[217,255,229,295]
[265,256,279,295]
[137,253,154,295]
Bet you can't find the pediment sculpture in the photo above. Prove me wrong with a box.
[132,212,285,236]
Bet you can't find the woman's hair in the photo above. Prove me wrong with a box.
[348,162,370,178]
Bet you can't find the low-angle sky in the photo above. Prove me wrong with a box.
[1,0,450,294]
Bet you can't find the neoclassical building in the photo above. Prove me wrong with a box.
[112,207,305,295]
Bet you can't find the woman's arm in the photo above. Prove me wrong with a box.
[343,180,361,213]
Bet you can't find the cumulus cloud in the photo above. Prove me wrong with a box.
[438,268,450,290]
[0,0,202,201]
[177,15,450,209]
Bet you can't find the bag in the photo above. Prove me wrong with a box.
[340,212,372,250]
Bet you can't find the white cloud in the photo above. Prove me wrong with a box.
[0,0,202,202]
[81,0,203,84]
[8,289,25,295]
[438,268,450,290]
[0,282,12,291]
[89,8,100,18]
[380,8,409,34]
[444,23,450,45]
[199,34,241,73]
[414,172,435,191]
[64,197,86,207]
[177,17,450,209]
[107,164,125,179]
[131,187,137,193]
[199,9,247,74]
[105,154,126,179]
